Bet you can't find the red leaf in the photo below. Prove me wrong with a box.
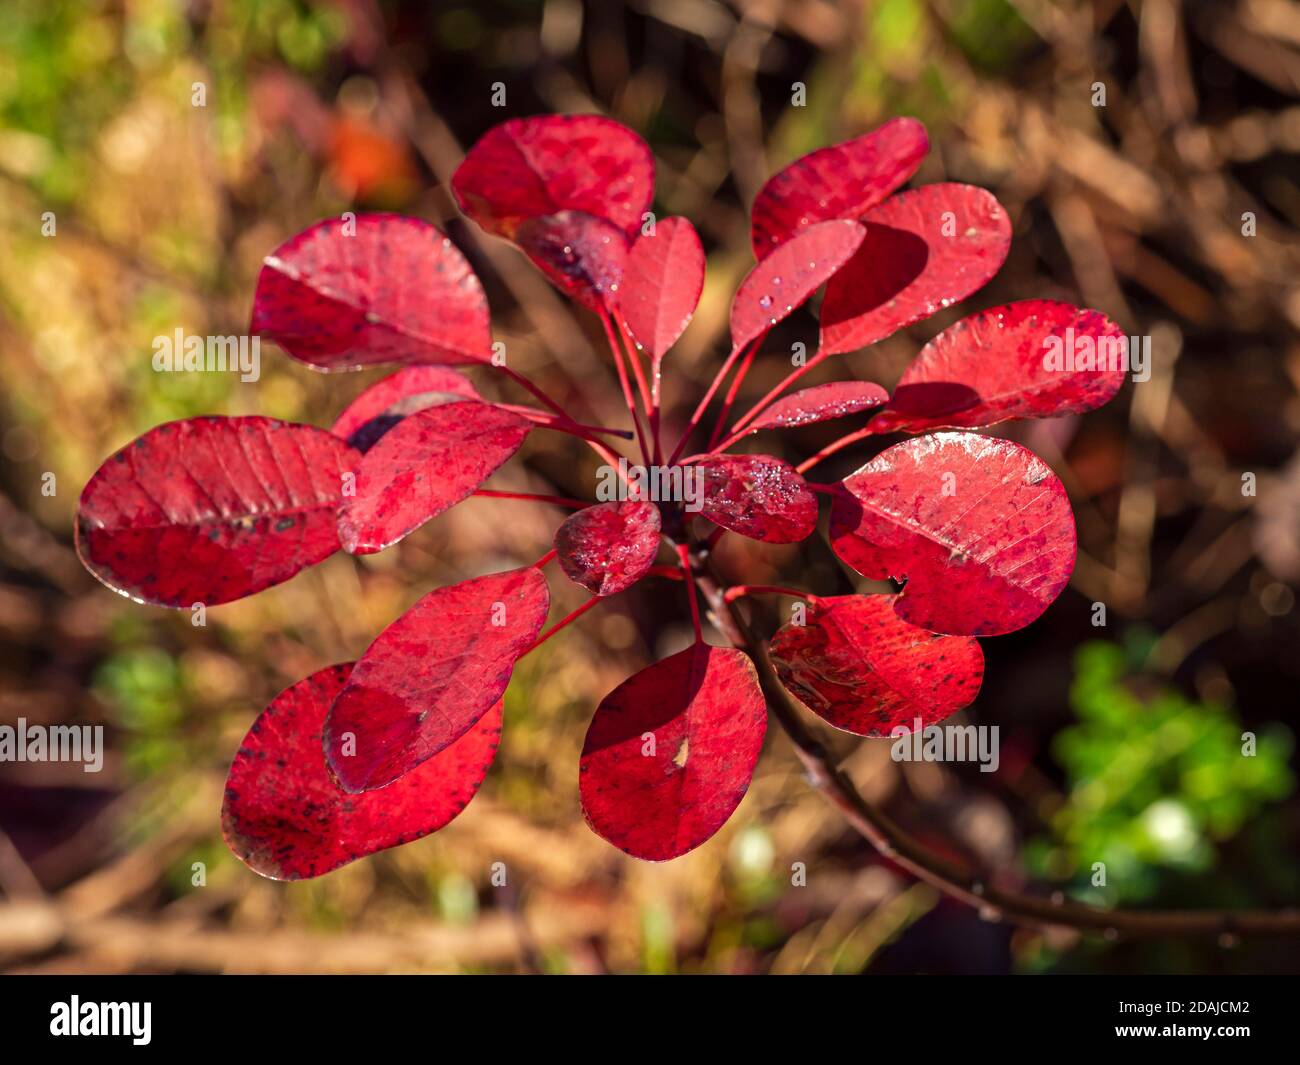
[325,567,549,792]
[829,432,1076,636]
[338,400,531,554]
[731,220,865,352]
[694,454,818,544]
[769,595,983,737]
[750,117,929,260]
[820,185,1011,355]
[618,217,705,360]
[251,214,491,370]
[742,381,890,433]
[515,210,629,313]
[223,663,501,880]
[76,417,357,608]
[579,645,767,861]
[554,501,662,596]
[331,366,481,452]
[451,114,654,239]
[869,301,1129,435]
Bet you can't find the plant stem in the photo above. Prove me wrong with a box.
[474,489,590,509]
[706,341,758,451]
[723,584,817,604]
[523,596,602,654]
[729,349,827,437]
[620,309,662,412]
[614,311,662,463]
[668,335,762,465]
[795,425,878,475]
[610,311,653,416]
[677,542,703,642]
[497,365,571,419]
[600,311,653,465]
[497,363,628,477]
[684,544,1300,939]
[709,425,753,454]
[498,406,634,441]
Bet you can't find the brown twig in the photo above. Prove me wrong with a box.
[683,542,1300,940]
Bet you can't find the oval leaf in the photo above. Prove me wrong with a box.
[338,400,532,555]
[695,454,818,544]
[742,381,889,433]
[618,217,705,360]
[223,663,501,880]
[331,366,481,452]
[76,416,358,608]
[452,114,654,239]
[251,214,491,370]
[515,210,629,312]
[820,184,1012,355]
[731,220,865,352]
[325,567,549,792]
[769,595,983,737]
[555,501,661,596]
[869,301,1129,435]
[750,117,929,260]
[579,645,767,861]
[829,433,1076,636]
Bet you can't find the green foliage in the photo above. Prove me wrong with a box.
[431,870,479,924]
[0,0,345,202]
[1027,640,1294,904]
[944,0,1037,74]
[0,1,132,200]
[164,839,230,895]
[640,903,676,974]
[93,644,188,777]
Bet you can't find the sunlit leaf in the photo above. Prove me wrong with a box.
[829,433,1075,635]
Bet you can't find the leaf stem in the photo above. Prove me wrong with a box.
[474,489,590,509]
[677,542,703,642]
[667,334,763,466]
[722,584,818,605]
[498,406,634,441]
[496,365,572,419]
[795,425,879,475]
[708,425,752,454]
[496,366,628,480]
[706,343,761,451]
[618,309,662,413]
[729,348,827,437]
[523,595,602,654]
[614,311,662,463]
[600,310,653,465]
[611,311,653,416]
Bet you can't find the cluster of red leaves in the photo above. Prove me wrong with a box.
[76,114,1126,878]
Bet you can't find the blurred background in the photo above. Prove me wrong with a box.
[1,0,1299,975]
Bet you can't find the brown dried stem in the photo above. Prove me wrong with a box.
[684,542,1300,941]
